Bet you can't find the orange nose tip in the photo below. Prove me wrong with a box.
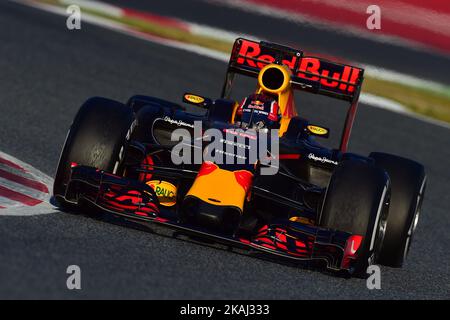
[197,161,218,178]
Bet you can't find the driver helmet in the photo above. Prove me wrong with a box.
[236,92,281,130]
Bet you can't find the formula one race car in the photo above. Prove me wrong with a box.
[53,38,426,276]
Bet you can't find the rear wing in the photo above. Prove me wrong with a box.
[220,38,364,153]
[221,38,364,102]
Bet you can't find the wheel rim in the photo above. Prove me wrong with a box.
[403,178,426,260]
[374,189,390,260]
[370,185,390,265]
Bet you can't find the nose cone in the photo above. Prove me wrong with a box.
[181,161,253,234]
[185,161,253,210]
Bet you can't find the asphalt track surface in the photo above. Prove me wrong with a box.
[0,1,449,299]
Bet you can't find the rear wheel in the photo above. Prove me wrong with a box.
[369,152,426,267]
[53,97,136,208]
[320,160,390,276]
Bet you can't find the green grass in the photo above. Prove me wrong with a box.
[363,78,450,123]
[94,11,233,53]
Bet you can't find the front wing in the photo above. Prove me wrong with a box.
[63,165,361,273]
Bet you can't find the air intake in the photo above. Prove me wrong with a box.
[257,64,291,94]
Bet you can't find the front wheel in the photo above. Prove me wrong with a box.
[53,97,136,208]
[369,152,426,267]
[319,160,390,276]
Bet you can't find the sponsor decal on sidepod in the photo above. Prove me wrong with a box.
[308,153,338,165]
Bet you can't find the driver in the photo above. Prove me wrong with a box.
[236,92,281,130]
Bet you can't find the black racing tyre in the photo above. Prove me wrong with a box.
[53,97,136,207]
[319,160,390,276]
[369,152,426,267]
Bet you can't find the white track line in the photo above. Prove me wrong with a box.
[0,177,48,201]
[359,93,408,114]
[60,0,123,17]
[11,0,450,130]
[0,164,32,179]
[24,0,450,95]
[305,0,450,36]
[0,195,22,208]
[360,94,450,129]
[204,0,436,54]
[362,65,450,95]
